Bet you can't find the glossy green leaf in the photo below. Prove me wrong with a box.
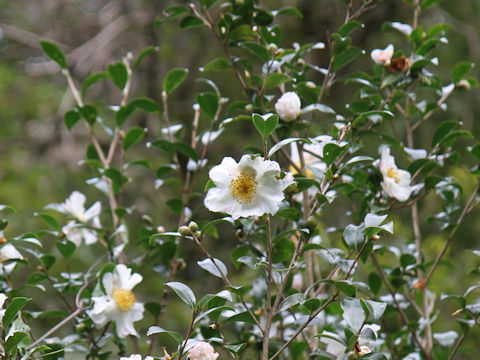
[197,258,228,278]
[166,282,196,310]
[452,61,473,83]
[64,110,80,130]
[163,68,188,95]
[203,58,231,72]
[197,92,219,119]
[341,298,365,332]
[147,326,183,344]
[78,105,98,125]
[123,126,146,151]
[264,73,291,90]
[107,62,128,90]
[81,72,109,95]
[333,47,361,72]
[4,297,30,328]
[39,41,67,69]
[338,21,363,37]
[252,113,278,139]
[180,16,204,29]
[55,240,76,259]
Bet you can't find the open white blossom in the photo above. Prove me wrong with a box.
[120,355,154,360]
[371,44,394,66]
[0,243,22,274]
[205,155,292,219]
[88,264,144,338]
[275,91,301,122]
[50,191,101,245]
[188,342,219,360]
[379,147,413,202]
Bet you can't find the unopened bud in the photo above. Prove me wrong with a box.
[194,230,202,238]
[208,323,217,329]
[306,81,316,88]
[177,258,187,270]
[188,221,199,232]
[179,226,191,236]
[267,43,278,53]
[0,237,7,244]
[245,104,254,112]
[247,335,255,345]
[347,351,358,360]
[36,266,45,272]
[457,79,471,90]
[75,323,88,333]
[142,215,153,226]
[371,234,380,241]
[156,225,166,233]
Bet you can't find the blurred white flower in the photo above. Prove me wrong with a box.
[49,191,102,245]
[120,355,153,360]
[371,44,394,66]
[188,342,219,360]
[275,92,301,122]
[205,155,292,219]
[0,243,22,273]
[379,147,413,202]
[88,264,144,338]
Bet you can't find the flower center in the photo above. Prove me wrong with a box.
[112,288,136,311]
[387,167,400,183]
[229,171,258,204]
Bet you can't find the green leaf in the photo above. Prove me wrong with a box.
[278,293,304,312]
[166,282,196,310]
[4,297,30,328]
[361,353,388,360]
[323,143,344,166]
[129,97,161,113]
[78,105,97,125]
[36,213,60,231]
[274,6,303,18]
[197,92,219,119]
[276,208,301,221]
[107,62,128,90]
[368,272,382,294]
[163,68,188,95]
[123,127,146,151]
[174,142,199,161]
[333,47,361,72]
[264,73,291,90]
[431,121,460,148]
[55,240,76,259]
[63,110,80,130]
[341,298,365,332]
[452,61,473,83]
[166,199,182,215]
[39,41,67,69]
[241,42,270,62]
[6,332,28,354]
[81,72,109,95]
[338,21,363,37]
[197,258,228,278]
[361,299,386,321]
[133,46,157,68]
[202,58,231,72]
[105,168,125,191]
[252,113,278,139]
[353,110,394,126]
[147,326,183,344]
[229,25,257,42]
[180,15,204,29]
[199,0,218,9]
[268,137,310,158]
[272,238,295,263]
[40,255,56,270]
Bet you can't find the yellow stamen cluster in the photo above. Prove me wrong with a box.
[112,288,136,311]
[229,171,258,204]
[387,167,400,183]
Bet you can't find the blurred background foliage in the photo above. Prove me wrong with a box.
[1,0,480,356]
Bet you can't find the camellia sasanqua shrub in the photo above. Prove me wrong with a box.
[1,0,480,359]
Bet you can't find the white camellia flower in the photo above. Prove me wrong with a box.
[0,243,22,274]
[88,264,144,338]
[275,91,301,122]
[120,355,154,360]
[371,44,394,66]
[204,155,292,220]
[379,147,413,202]
[188,342,219,360]
[49,191,101,245]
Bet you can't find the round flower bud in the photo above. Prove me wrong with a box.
[179,226,191,236]
[275,92,301,122]
[347,351,359,360]
[188,221,199,232]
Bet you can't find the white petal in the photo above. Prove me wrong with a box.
[114,302,144,338]
[88,295,118,328]
[84,201,101,221]
[205,187,234,213]
[209,157,238,187]
[0,293,7,309]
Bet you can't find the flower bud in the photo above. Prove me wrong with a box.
[347,351,359,360]
[275,92,301,122]
[457,79,471,90]
[188,221,199,232]
[357,345,371,356]
[194,230,202,238]
[179,226,191,236]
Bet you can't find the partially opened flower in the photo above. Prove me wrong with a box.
[51,191,101,245]
[88,264,144,338]
[0,243,22,274]
[379,147,413,202]
[205,155,292,219]
[188,342,219,360]
[275,91,301,122]
[371,44,394,66]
